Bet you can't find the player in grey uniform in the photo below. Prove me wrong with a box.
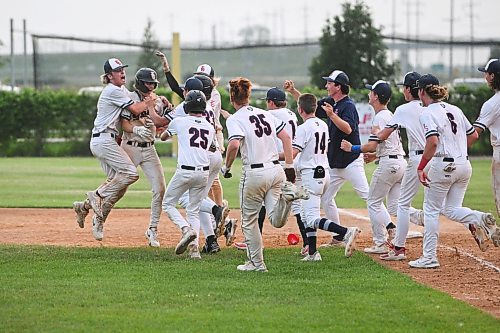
[472,59,500,248]
[375,72,426,260]
[73,58,156,240]
[291,93,361,261]
[341,81,406,254]
[411,74,499,268]
[120,68,169,247]
[160,90,215,258]
[222,77,309,272]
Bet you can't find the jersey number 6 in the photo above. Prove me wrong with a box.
[189,127,210,149]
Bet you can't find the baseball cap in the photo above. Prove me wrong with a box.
[397,71,422,87]
[365,80,392,99]
[181,77,204,91]
[478,59,500,73]
[194,64,214,77]
[260,87,286,101]
[416,74,440,89]
[322,70,350,86]
[103,58,128,73]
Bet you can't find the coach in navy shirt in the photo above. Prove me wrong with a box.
[284,71,368,245]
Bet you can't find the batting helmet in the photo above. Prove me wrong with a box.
[183,90,206,114]
[135,68,159,93]
[194,74,214,100]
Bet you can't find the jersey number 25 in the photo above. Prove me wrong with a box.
[189,128,210,149]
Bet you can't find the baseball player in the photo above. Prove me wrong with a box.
[372,72,427,260]
[292,93,361,261]
[222,77,309,272]
[412,74,499,268]
[160,90,215,258]
[73,58,156,240]
[118,67,172,247]
[284,73,371,247]
[472,59,500,243]
[340,80,406,254]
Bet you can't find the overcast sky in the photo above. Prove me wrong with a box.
[1,0,499,63]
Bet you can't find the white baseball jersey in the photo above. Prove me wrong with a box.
[121,91,165,143]
[269,108,298,152]
[370,109,405,157]
[93,84,133,135]
[385,100,426,152]
[473,91,500,147]
[226,105,285,165]
[165,116,215,167]
[420,102,475,159]
[292,117,329,171]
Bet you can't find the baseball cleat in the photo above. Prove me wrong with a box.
[300,245,309,256]
[73,201,89,228]
[343,227,361,258]
[363,244,389,254]
[301,251,322,261]
[281,181,310,201]
[408,256,440,269]
[145,227,160,248]
[380,247,407,261]
[201,238,221,254]
[188,244,202,259]
[86,191,104,219]
[92,215,104,241]
[175,227,197,255]
[223,218,238,246]
[319,237,345,248]
[214,201,230,238]
[468,224,488,252]
[481,213,500,247]
[237,261,268,272]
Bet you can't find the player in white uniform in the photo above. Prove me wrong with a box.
[341,81,406,253]
[222,77,309,272]
[73,58,156,241]
[472,59,500,248]
[291,93,361,261]
[120,68,171,247]
[411,74,499,268]
[375,72,426,260]
[160,90,215,258]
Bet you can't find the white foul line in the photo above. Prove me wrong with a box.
[338,208,500,273]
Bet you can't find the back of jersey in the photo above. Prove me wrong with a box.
[269,108,298,152]
[420,102,474,159]
[226,106,284,165]
[293,117,329,170]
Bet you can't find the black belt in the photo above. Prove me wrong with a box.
[250,160,280,169]
[443,156,468,162]
[181,165,209,171]
[209,145,217,153]
[388,155,399,159]
[415,150,424,155]
[126,141,154,148]
[92,132,116,138]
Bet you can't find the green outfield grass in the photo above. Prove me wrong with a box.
[0,245,498,333]
[0,157,496,214]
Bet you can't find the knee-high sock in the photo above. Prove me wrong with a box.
[306,227,317,255]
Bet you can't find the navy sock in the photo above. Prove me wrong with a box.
[295,214,308,246]
[306,227,317,255]
[315,218,347,238]
[258,206,266,234]
[386,222,396,230]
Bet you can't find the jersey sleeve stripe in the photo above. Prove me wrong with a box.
[385,124,399,129]
[466,126,476,135]
[228,135,243,142]
[164,112,174,121]
[121,113,131,120]
[425,130,439,138]
[120,100,134,109]
[368,134,381,143]
[473,121,486,131]
[292,143,303,151]
[276,121,286,134]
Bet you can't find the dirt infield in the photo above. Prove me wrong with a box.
[0,208,499,318]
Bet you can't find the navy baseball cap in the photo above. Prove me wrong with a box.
[365,80,392,99]
[397,71,422,87]
[322,70,350,86]
[478,59,500,73]
[104,58,128,73]
[416,74,440,89]
[260,87,286,101]
[181,77,203,91]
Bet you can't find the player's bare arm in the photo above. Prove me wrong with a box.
[283,80,301,102]
[277,129,296,182]
[221,139,240,178]
[127,97,156,116]
[321,102,352,134]
[376,127,394,141]
[468,127,481,146]
[155,50,170,72]
[417,135,438,187]
[340,139,378,153]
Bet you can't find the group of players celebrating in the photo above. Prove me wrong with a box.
[73,53,500,272]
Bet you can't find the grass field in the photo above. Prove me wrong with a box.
[0,157,496,213]
[0,157,498,332]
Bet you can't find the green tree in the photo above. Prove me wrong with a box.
[309,2,395,89]
[136,19,162,79]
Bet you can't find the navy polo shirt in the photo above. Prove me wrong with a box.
[315,95,361,169]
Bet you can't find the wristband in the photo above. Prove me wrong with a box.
[284,163,294,169]
[417,156,430,171]
[351,145,361,153]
